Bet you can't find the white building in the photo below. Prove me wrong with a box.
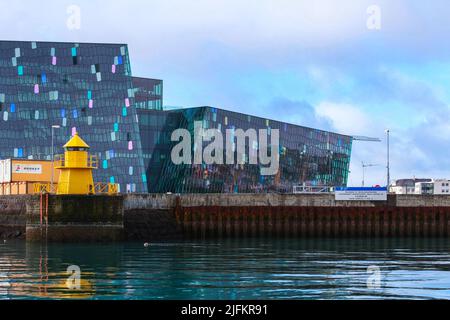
[413,179,450,195]
[391,178,450,195]
[431,179,450,195]
[414,181,434,195]
[390,179,431,194]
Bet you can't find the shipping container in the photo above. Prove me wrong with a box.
[0,160,4,183]
[0,159,60,195]
[4,159,11,183]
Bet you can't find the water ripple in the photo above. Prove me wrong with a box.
[0,238,450,300]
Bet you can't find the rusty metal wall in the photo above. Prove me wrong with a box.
[174,206,450,239]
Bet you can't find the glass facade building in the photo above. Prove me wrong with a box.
[139,107,353,193]
[0,40,353,194]
[0,41,148,193]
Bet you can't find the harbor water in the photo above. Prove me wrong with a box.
[1,239,450,300]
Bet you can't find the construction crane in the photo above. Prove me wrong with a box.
[351,136,383,187]
[362,162,381,187]
[352,136,381,142]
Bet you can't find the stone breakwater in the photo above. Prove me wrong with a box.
[0,195,31,239]
[1,194,450,241]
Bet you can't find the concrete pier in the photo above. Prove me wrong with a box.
[1,193,450,241]
[0,195,30,239]
[1,194,124,242]
[27,195,124,242]
[124,194,450,240]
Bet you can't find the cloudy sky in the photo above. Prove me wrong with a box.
[1,0,449,186]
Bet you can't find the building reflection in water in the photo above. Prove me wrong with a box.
[1,238,450,300]
[0,242,99,299]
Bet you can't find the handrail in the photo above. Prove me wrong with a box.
[94,182,118,195]
[54,154,64,167]
[33,183,57,194]
[33,182,118,195]
[89,155,99,169]
[293,185,334,194]
[53,154,98,169]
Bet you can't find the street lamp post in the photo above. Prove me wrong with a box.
[385,129,390,190]
[51,125,61,193]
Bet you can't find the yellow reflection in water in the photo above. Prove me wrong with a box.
[1,245,97,300]
[7,271,96,299]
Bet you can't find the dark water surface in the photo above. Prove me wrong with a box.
[1,239,449,300]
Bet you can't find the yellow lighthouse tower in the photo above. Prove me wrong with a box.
[55,133,98,195]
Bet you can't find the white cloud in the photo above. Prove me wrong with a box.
[314,101,388,186]
[315,101,372,135]
[0,0,437,63]
[2,0,450,187]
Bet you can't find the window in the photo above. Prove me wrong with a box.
[66,147,87,152]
